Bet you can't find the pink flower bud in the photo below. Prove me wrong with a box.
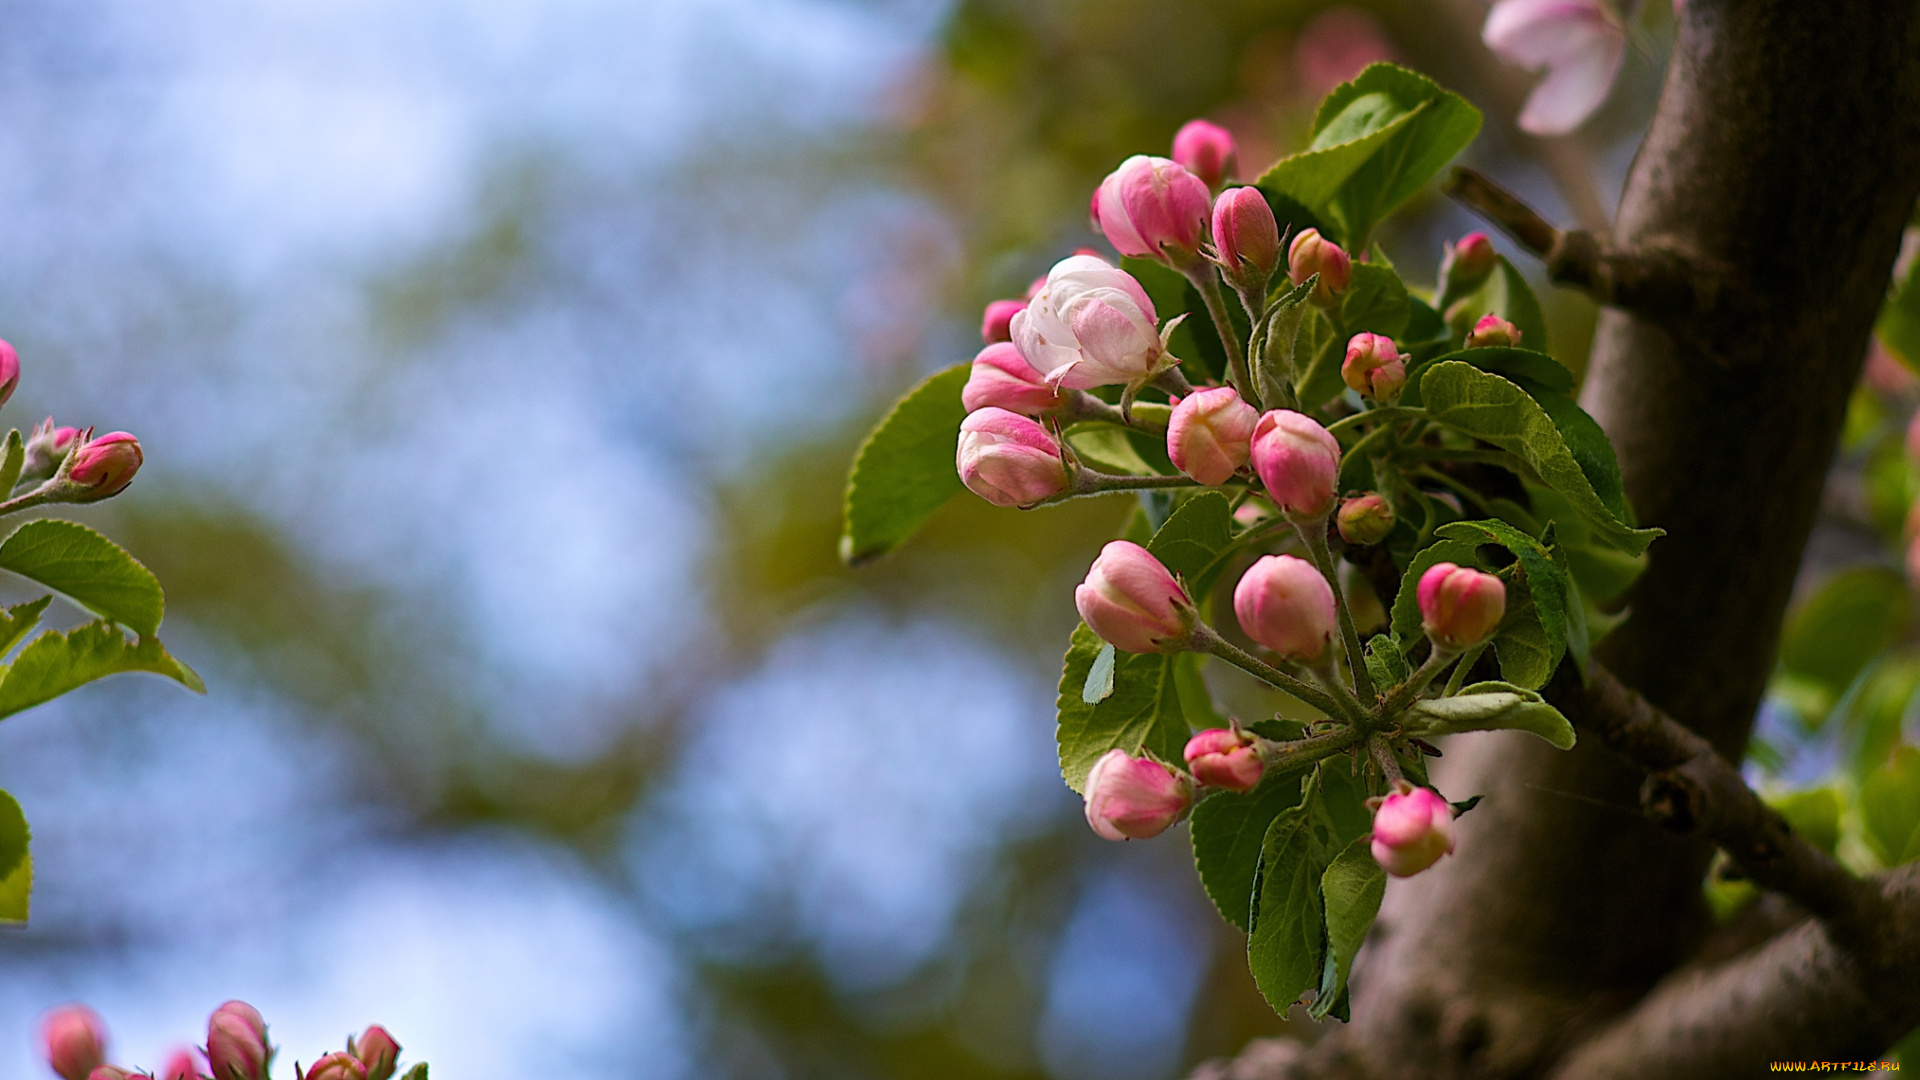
[1905,410,1920,464]
[1171,119,1238,191]
[1075,540,1194,653]
[0,339,18,409]
[42,1005,108,1080]
[1287,228,1351,303]
[68,431,142,500]
[158,1048,204,1080]
[963,343,1065,416]
[1211,187,1281,292]
[1250,410,1340,518]
[349,1028,400,1080]
[981,299,1026,344]
[1417,562,1507,650]
[956,408,1070,508]
[1091,155,1212,263]
[1441,232,1497,295]
[1465,313,1522,349]
[1337,493,1394,546]
[1183,728,1263,792]
[1233,554,1338,662]
[1370,781,1456,877]
[1342,333,1408,401]
[207,1000,271,1080]
[1167,386,1258,485]
[22,417,80,483]
[1083,748,1194,840]
[1012,254,1168,389]
[300,1053,368,1080]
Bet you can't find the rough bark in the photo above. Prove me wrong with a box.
[1199,1,1920,1076]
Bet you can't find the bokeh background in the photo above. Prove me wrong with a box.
[0,1,1676,1076]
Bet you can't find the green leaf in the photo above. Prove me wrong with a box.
[1262,64,1481,249]
[1083,643,1117,705]
[1191,771,1309,930]
[399,1066,428,1080]
[1432,519,1572,689]
[0,852,30,923]
[1364,634,1409,691]
[1404,346,1572,407]
[839,364,970,565]
[1252,278,1315,410]
[1419,362,1660,555]
[1778,567,1911,712]
[0,429,23,496]
[1767,788,1842,856]
[1310,835,1386,1020]
[1175,652,1228,729]
[1057,625,1186,794]
[1295,263,1411,410]
[0,620,205,721]
[1067,424,1157,475]
[1862,746,1920,866]
[1248,803,1330,1013]
[1401,681,1576,749]
[1443,255,1548,353]
[1146,491,1235,587]
[0,519,165,636]
[1123,257,1233,384]
[0,789,27,882]
[0,596,50,660]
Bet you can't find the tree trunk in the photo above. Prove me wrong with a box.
[1214,2,1920,1076]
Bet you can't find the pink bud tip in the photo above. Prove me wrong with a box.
[1233,554,1338,662]
[1084,748,1194,840]
[1211,187,1281,292]
[1337,493,1395,546]
[0,339,18,409]
[1167,386,1258,486]
[41,1005,108,1080]
[69,431,142,499]
[1450,232,1497,281]
[963,342,1065,416]
[1183,728,1264,792]
[351,1027,401,1080]
[1250,410,1340,518]
[1341,333,1408,401]
[301,1052,369,1080]
[1171,119,1238,191]
[1417,562,1507,650]
[1465,313,1522,349]
[981,299,1026,344]
[1092,155,1212,264]
[955,408,1069,508]
[1370,781,1456,877]
[207,1000,271,1080]
[158,1048,204,1080]
[1287,228,1351,302]
[1075,540,1194,654]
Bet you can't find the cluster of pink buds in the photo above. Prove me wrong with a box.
[0,341,146,506]
[40,1000,410,1080]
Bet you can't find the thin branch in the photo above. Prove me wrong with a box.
[1559,663,1884,934]
[1190,623,1363,723]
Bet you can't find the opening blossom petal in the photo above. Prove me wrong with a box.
[1483,0,1628,136]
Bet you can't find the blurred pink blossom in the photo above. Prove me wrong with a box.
[1294,9,1399,99]
[1483,0,1628,136]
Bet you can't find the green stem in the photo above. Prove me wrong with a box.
[1325,406,1422,440]
[1256,727,1362,772]
[1442,642,1489,697]
[0,489,57,518]
[1032,469,1202,507]
[1368,732,1405,786]
[1414,466,1497,516]
[1060,391,1169,437]
[1381,645,1460,716]
[1184,268,1254,408]
[1190,623,1362,723]
[1294,516,1376,703]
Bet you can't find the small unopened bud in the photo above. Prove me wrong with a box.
[955,408,1070,508]
[64,431,142,500]
[0,339,18,409]
[1083,748,1194,840]
[1167,386,1258,485]
[963,343,1065,416]
[158,1048,204,1080]
[1370,781,1456,877]
[1417,562,1507,650]
[1171,119,1238,191]
[1250,410,1340,518]
[1465,313,1522,349]
[1211,187,1281,294]
[42,1005,108,1080]
[1440,232,1497,298]
[1342,333,1407,402]
[349,1027,400,1080]
[300,1053,368,1080]
[21,418,80,484]
[1233,554,1338,662]
[1184,728,1263,792]
[1337,493,1394,546]
[1092,156,1212,265]
[1013,254,1168,389]
[1074,540,1195,653]
[207,1000,271,1080]
[981,299,1026,344]
[1288,228,1351,303]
